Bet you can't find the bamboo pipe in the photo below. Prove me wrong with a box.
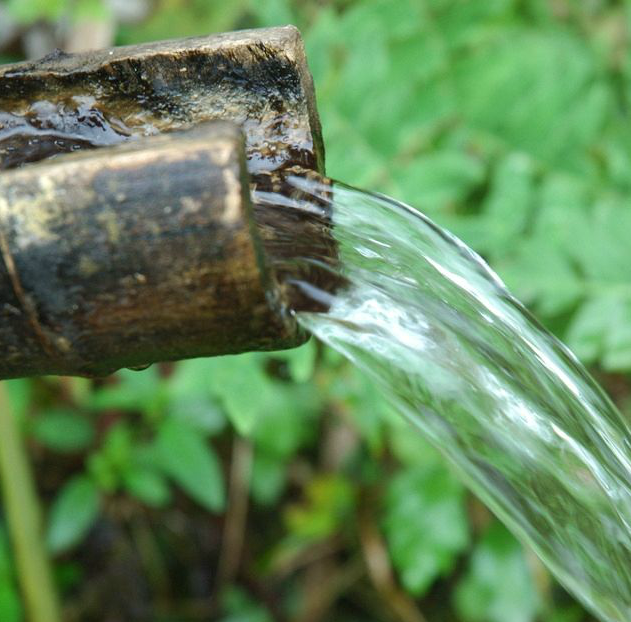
[0,26,324,173]
[0,122,303,378]
[0,27,330,379]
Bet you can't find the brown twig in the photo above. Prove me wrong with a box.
[214,436,254,598]
[295,556,364,622]
[358,493,428,622]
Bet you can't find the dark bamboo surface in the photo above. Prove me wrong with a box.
[0,26,324,173]
[0,27,330,378]
[0,123,301,378]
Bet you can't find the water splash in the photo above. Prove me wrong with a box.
[255,173,631,622]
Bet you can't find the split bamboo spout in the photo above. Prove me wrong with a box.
[0,26,330,379]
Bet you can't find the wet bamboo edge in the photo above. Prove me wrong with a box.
[0,122,301,378]
[0,26,331,378]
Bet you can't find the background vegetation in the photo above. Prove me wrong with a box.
[1,0,629,620]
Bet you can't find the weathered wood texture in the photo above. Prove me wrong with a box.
[0,123,301,378]
[0,27,329,378]
[0,26,324,173]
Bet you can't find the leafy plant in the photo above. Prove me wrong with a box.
[454,522,540,622]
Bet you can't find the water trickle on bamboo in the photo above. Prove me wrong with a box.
[254,172,631,622]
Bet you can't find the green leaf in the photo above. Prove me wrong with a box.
[392,150,485,216]
[219,586,273,622]
[47,475,100,555]
[155,419,225,513]
[567,295,631,371]
[543,605,584,622]
[246,0,294,28]
[204,354,320,455]
[250,450,286,506]
[204,354,272,435]
[88,367,164,414]
[478,153,535,256]
[166,359,226,434]
[101,422,133,472]
[568,202,631,284]
[454,522,540,622]
[453,29,608,169]
[328,365,393,452]
[285,475,354,540]
[116,0,248,45]
[123,467,171,508]
[74,0,112,20]
[497,236,582,317]
[383,464,469,596]
[5,0,68,23]
[274,340,317,383]
[31,409,94,453]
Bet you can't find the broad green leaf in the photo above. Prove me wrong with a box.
[47,475,100,555]
[321,108,389,190]
[479,153,535,256]
[453,29,608,169]
[392,150,485,216]
[246,0,294,28]
[567,201,631,284]
[567,295,631,370]
[274,340,317,383]
[101,422,133,471]
[204,354,319,454]
[31,410,94,453]
[250,450,286,506]
[454,522,540,622]
[248,385,319,457]
[544,606,585,622]
[74,0,112,20]
[602,126,631,194]
[433,0,517,49]
[204,354,273,435]
[155,419,225,512]
[88,367,164,414]
[383,464,469,596]
[5,0,67,22]
[117,0,248,44]
[220,586,273,622]
[344,0,424,40]
[166,359,226,434]
[124,467,171,508]
[328,365,393,452]
[497,236,582,317]
[388,419,443,468]
[285,475,354,540]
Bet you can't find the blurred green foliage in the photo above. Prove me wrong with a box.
[0,0,627,620]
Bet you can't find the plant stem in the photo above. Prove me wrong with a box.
[0,382,62,622]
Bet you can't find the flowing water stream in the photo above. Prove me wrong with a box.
[254,173,631,622]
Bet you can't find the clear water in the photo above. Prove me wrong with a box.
[254,173,631,622]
